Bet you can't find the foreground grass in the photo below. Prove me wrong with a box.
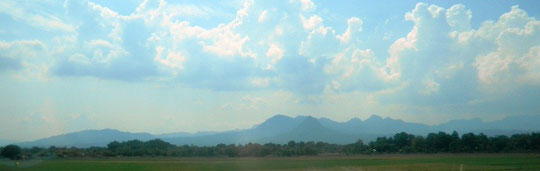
[1,154,540,171]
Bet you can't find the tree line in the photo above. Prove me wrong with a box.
[2,131,539,159]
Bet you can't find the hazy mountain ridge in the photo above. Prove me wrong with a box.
[432,115,540,135]
[257,116,357,144]
[18,129,154,148]
[163,115,307,146]
[156,131,218,139]
[16,114,540,148]
[0,139,16,146]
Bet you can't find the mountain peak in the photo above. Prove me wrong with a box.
[268,114,292,120]
[286,116,329,135]
[252,114,303,135]
[296,116,324,130]
[347,117,362,122]
[100,128,120,132]
[304,115,317,120]
[365,114,383,121]
[258,115,294,127]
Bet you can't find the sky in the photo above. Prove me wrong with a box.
[1,0,539,141]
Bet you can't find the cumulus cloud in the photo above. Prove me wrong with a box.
[472,6,540,87]
[299,26,339,58]
[0,40,46,72]
[300,15,323,30]
[374,2,540,118]
[324,47,390,92]
[154,47,186,75]
[27,0,335,93]
[516,46,540,84]
[3,0,539,104]
[337,17,363,43]
[265,43,284,69]
[446,4,471,31]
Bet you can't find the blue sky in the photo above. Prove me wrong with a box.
[1,0,539,141]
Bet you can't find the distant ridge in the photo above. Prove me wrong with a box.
[258,116,357,144]
[0,139,16,146]
[18,129,154,148]
[17,114,540,148]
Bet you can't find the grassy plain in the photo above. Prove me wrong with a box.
[1,153,539,171]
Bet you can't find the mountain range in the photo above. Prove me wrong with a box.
[15,114,540,148]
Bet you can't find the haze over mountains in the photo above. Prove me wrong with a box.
[16,114,540,148]
[0,139,16,147]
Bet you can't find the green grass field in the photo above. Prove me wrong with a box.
[1,154,540,170]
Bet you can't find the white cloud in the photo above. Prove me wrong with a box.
[164,21,205,42]
[17,61,50,81]
[0,1,75,33]
[337,17,363,43]
[85,39,128,64]
[202,30,254,58]
[327,48,375,79]
[299,26,339,58]
[88,39,113,48]
[300,15,323,30]
[299,0,316,11]
[446,4,472,31]
[516,46,540,84]
[251,77,270,88]
[471,6,540,86]
[371,2,540,116]
[199,0,256,58]
[265,43,284,69]
[0,40,50,80]
[68,53,91,64]
[88,2,122,19]
[154,47,186,74]
[382,26,417,81]
[0,40,47,59]
[427,5,443,18]
[421,78,440,95]
[4,0,539,103]
[258,10,268,23]
[324,47,388,92]
[474,52,512,85]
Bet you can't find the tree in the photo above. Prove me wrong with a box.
[1,144,22,160]
[107,141,121,152]
[345,139,368,154]
[461,133,477,152]
[489,135,509,152]
[476,133,489,152]
[531,133,540,151]
[411,135,426,152]
[287,140,296,147]
[12,131,537,159]
[370,137,397,153]
[394,132,414,152]
[449,131,461,152]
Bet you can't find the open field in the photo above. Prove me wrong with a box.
[1,154,540,170]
